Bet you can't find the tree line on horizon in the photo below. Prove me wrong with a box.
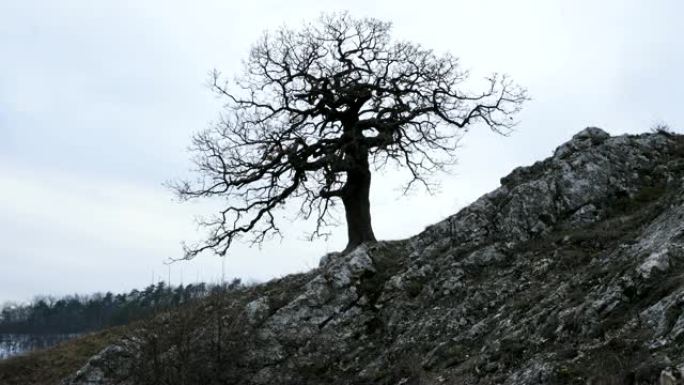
[0,280,242,335]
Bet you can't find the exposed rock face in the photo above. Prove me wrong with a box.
[65,129,684,385]
[66,341,138,385]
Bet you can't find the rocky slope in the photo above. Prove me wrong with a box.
[64,128,684,385]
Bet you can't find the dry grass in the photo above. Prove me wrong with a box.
[0,327,126,385]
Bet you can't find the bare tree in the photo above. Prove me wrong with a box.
[173,13,527,258]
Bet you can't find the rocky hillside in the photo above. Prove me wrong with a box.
[64,128,684,385]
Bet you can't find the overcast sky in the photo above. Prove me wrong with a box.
[1,0,682,303]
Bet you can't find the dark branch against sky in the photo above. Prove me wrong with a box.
[1,0,683,303]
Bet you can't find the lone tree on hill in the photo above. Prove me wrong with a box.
[174,13,527,258]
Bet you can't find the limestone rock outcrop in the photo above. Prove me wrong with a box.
[65,128,684,385]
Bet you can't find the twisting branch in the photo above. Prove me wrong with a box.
[172,12,527,259]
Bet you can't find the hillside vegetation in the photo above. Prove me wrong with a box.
[0,327,125,385]
[5,127,684,385]
[0,282,240,335]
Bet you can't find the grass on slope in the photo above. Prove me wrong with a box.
[0,327,126,385]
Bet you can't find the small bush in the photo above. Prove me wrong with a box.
[650,121,673,135]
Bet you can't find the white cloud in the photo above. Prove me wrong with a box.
[1,0,683,302]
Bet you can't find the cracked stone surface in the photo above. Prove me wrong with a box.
[64,129,684,384]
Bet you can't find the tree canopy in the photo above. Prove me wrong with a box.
[174,13,527,257]
[0,282,235,334]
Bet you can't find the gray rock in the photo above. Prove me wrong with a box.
[64,341,138,385]
[573,126,610,141]
[659,365,684,385]
[64,129,684,385]
[245,296,271,325]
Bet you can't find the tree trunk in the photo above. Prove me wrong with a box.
[341,166,377,253]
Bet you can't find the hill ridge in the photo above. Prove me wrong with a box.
[62,127,684,385]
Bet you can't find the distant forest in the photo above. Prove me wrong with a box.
[0,280,242,334]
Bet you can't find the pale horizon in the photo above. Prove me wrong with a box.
[2,0,683,303]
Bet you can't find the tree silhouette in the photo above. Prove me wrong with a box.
[174,13,527,257]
